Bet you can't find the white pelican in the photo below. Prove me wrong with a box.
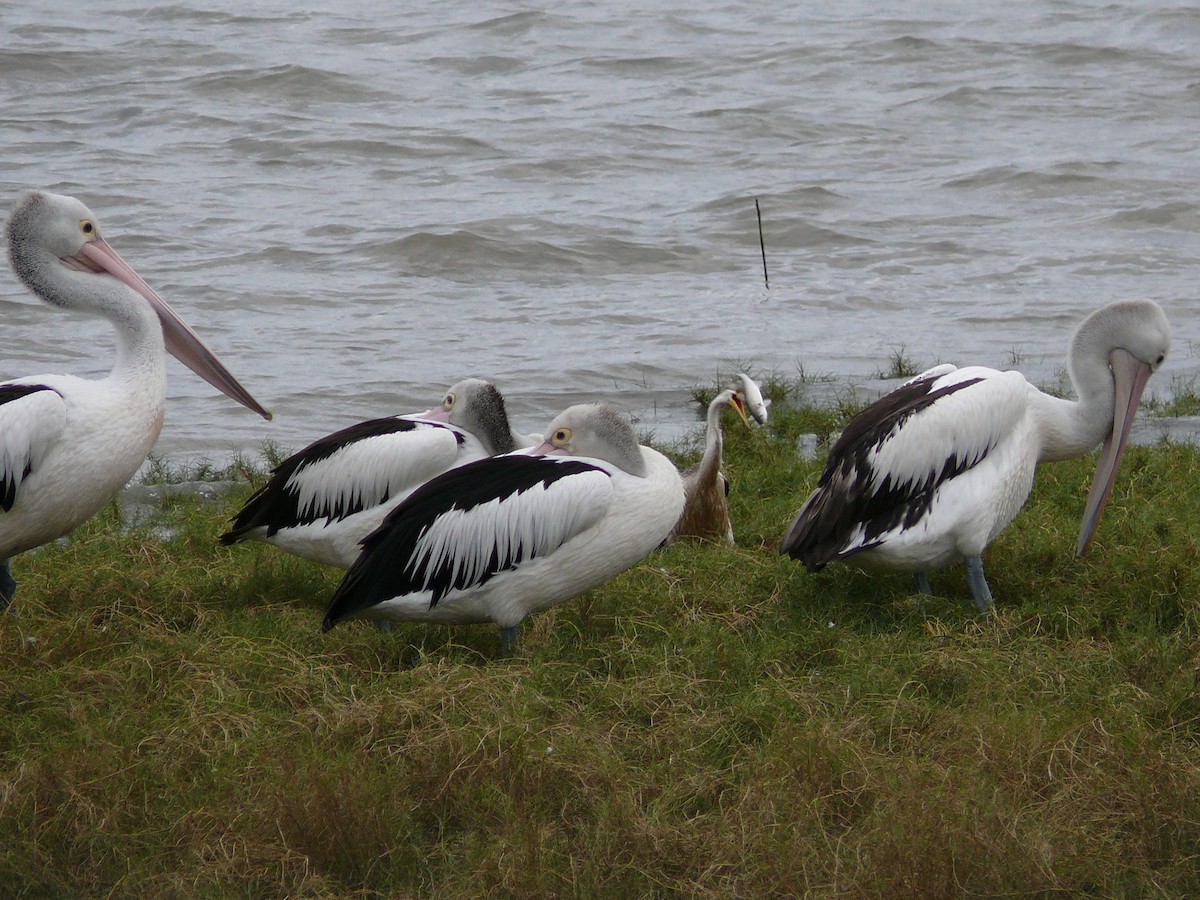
[1,191,270,611]
[321,403,685,652]
[220,378,537,568]
[671,373,768,545]
[780,299,1170,610]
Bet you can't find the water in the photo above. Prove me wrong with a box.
[2,1,1198,462]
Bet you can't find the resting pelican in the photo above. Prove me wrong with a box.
[781,299,1170,610]
[322,403,685,652]
[1,190,270,610]
[220,378,537,568]
[671,373,768,545]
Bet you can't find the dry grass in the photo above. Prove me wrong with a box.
[2,391,1199,897]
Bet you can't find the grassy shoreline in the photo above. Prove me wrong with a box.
[2,381,1199,897]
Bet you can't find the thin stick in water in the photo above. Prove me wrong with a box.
[755,198,769,289]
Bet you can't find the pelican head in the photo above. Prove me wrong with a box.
[532,403,647,477]
[1075,299,1171,556]
[416,377,518,455]
[7,190,271,420]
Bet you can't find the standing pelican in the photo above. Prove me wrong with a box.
[781,300,1170,610]
[220,378,537,568]
[1,190,270,610]
[322,403,685,652]
[671,373,768,545]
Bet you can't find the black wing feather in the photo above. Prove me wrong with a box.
[0,384,58,512]
[782,374,984,569]
[220,417,452,541]
[322,455,599,630]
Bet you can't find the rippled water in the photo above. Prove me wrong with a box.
[2,1,1198,460]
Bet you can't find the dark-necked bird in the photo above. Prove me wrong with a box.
[322,402,685,652]
[220,378,536,568]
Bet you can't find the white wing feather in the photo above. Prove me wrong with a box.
[407,466,614,592]
[0,388,67,509]
[289,425,467,520]
[867,367,1030,492]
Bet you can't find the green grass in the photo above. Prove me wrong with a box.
[872,346,922,380]
[2,387,1200,897]
[1147,375,1200,418]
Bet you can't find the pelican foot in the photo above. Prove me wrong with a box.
[499,623,523,655]
[964,556,993,611]
[0,559,14,614]
[914,571,932,596]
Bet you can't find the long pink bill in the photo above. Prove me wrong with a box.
[1075,349,1152,557]
[77,239,272,420]
[527,440,567,457]
[414,406,451,424]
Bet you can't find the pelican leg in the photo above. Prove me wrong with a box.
[914,572,932,595]
[964,556,993,611]
[372,619,393,634]
[499,622,523,655]
[0,559,14,613]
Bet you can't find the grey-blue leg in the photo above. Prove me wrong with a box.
[0,559,14,613]
[964,556,993,611]
[500,622,522,655]
[914,571,932,595]
[372,619,393,633]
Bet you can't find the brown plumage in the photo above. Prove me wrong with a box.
[670,382,759,544]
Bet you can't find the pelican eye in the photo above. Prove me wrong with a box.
[552,427,572,446]
[442,392,456,411]
[79,219,96,237]
[1155,353,1166,368]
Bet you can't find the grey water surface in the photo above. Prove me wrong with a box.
[2,1,1197,462]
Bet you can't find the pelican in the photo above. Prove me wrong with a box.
[671,373,768,545]
[1,190,270,610]
[780,299,1170,610]
[322,402,685,652]
[220,378,537,568]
